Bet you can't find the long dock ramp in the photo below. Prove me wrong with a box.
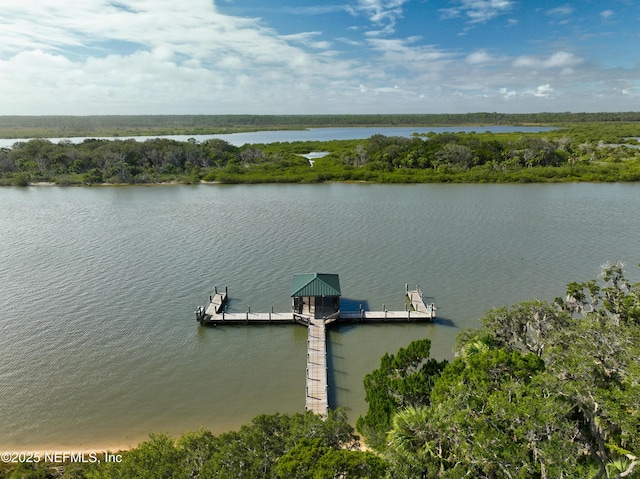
[305,316,330,415]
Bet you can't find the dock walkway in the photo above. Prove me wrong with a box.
[305,316,329,416]
[407,285,437,317]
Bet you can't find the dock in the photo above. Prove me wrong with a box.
[194,276,436,417]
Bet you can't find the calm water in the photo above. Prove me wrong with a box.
[1,183,639,450]
[0,125,555,148]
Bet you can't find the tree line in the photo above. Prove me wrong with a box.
[2,112,640,138]
[1,123,640,186]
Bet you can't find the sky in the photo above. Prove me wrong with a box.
[0,0,638,115]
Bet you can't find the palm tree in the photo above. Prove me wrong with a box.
[387,406,439,479]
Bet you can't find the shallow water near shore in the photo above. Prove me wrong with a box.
[1,183,639,450]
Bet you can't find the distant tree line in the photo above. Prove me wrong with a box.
[2,112,640,138]
[1,123,640,186]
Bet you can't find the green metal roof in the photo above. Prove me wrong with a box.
[291,273,341,297]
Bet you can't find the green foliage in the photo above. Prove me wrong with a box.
[0,461,48,479]
[275,438,388,479]
[356,338,447,451]
[358,263,640,477]
[80,409,364,479]
[3,122,640,185]
[479,299,571,356]
[13,172,30,187]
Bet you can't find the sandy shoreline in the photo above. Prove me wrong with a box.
[1,442,137,454]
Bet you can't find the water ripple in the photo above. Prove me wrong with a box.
[1,183,639,449]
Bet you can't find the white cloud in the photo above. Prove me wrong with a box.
[600,10,614,21]
[513,51,583,69]
[544,5,574,25]
[546,6,574,17]
[466,50,493,64]
[441,0,514,23]
[282,32,332,50]
[0,0,366,114]
[528,84,554,97]
[349,0,410,34]
[367,37,451,66]
[499,87,516,99]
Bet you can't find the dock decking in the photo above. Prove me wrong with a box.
[407,285,437,317]
[305,317,329,416]
[195,284,436,417]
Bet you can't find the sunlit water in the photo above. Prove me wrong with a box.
[1,183,639,450]
[0,125,555,148]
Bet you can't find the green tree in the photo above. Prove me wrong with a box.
[201,409,357,478]
[357,339,447,451]
[434,143,473,170]
[311,448,388,478]
[479,299,570,356]
[87,433,182,479]
[379,263,640,478]
[386,349,582,478]
[276,438,388,479]
[387,406,440,478]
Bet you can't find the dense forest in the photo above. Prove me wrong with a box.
[2,263,638,478]
[2,113,640,139]
[1,123,640,186]
[356,262,640,478]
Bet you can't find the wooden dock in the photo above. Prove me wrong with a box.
[305,317,329,416]
[406,285,437,318]
[207,287,228,315]
[195,282,436,418]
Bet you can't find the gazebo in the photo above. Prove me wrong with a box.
[291,273,341,318]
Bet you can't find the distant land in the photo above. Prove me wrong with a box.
[1,112,640,139]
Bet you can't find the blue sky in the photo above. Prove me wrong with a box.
[0,0,638,115]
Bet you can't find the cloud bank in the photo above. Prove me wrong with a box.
[0,0,638,114]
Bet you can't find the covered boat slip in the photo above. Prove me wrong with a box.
[194,273,436,416]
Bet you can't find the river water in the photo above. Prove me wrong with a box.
[1,183,639,450]
[0,125,555,148]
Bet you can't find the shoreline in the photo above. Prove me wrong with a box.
[0,442,136,454]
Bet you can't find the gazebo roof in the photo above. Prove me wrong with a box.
[291,273,341,297]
